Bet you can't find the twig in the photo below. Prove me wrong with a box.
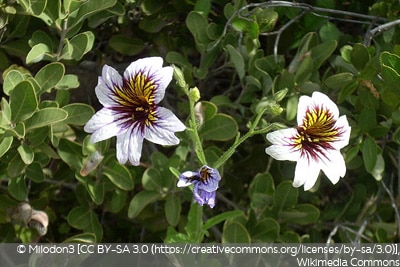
[272,10,306,62]
[209,1,386,52]
[363,19,400,46]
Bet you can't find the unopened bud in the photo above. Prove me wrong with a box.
[189,87,201,103]
[173,65,187,89]
[273,88,288,102]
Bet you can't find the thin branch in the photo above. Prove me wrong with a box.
[56,19,69,61]
[208,1,386,52]
[273,11,306,62]
[364,19,400,46]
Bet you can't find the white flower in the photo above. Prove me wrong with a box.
[265,92,351,191]
[84,57,186,166]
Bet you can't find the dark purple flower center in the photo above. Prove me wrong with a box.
[293,106,343,161]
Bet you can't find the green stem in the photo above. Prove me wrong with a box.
[188,99,207,165]
[213,109,271,169]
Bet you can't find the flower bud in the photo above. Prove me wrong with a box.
[173,65,187,89]
[189,87,201,103]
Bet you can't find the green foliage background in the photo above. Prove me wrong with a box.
[1,0,400,244]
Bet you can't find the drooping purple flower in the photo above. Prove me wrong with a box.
[177,165,221,208]
[84,57,186,165]
[265,92,351,190]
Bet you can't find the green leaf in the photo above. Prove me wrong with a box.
[18,0,47,15]
[248,172,275,197]
[273,181,298,211]
[294,55,313,85]
[62,103,94,125]
[8,176,28,201]
[325,72,354,90]
[186,11,210,52]
[351,43,370,71]
[165,195,181,226]
[3,70,27,96]
[103,163,134,190]
[57,139,82,170]
[222,222,251,243]
[225,44,245,79]
[251,218,279,242]
[310,40,337,69]
[55,74,80,90]
[105,189,126,213]
[109,35,144,56]
[26,43,53,64]
[371,153,385,181]
[184,202,205,242]
[25,108,68,130]
[61,31,95,61]
[67,206,92,230]
[127,190,160,219]
[199,114,238,141]
[10,81,38,123]
[68,0,117,29]
[63,233,96,243]
[86,179,105,205]
[319,22,341,42]
[0,136,13,158]
[231,17,259,39]
[361,136,378,173]
[26,162,44,183]
[142,168,163,191]
[17,144,34,165]
[1,98,11,125]
[358,108,376,133]
[203,210,243,230]
[35,62,65,94]
[380,51,400,73]
[281,204,320,225]
[67,205,104,242]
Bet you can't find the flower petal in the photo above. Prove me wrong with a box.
[84,108,128,142]
[95,65,123,107]
[116,128,144,165]
[193,185,216,208]
[265,128,301,161]
[144,107,185,145]
[293,156,321,191]
[331,115,351,150]
[123,57,173,104]
[177,171,198,187]
[297,92,339,125]
[320,149,346,185]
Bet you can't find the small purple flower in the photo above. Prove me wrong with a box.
[177,165,221,208]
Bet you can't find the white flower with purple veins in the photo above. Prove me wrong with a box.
[84,57,186,166]
[265,92,351,191]
[177,165,221,208]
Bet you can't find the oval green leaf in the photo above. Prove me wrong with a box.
[128,190,160,219]
[199,114,238,141]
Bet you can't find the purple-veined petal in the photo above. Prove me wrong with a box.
[144,107,185,145]
[95,65,123,107]
[265,128,301,161]
[177,171,198,187]
[331,115,351,150]
[84,108,128,142]
[193,184,216,208]
[116,127,144,165]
